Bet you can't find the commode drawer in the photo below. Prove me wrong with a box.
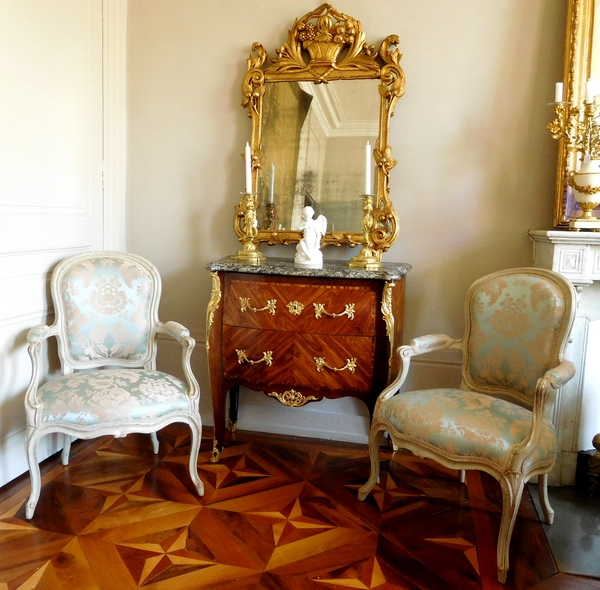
[223,275,376,336]
[222,325,375,392]
[222,327,294,386]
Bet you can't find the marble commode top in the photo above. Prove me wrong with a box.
[206,256,412,281]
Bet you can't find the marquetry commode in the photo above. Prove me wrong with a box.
[205,257,411,461]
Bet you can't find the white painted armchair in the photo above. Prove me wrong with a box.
[358,268,577,583]
[24,251,204,519]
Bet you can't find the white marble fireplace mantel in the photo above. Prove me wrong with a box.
[529,229,600,485]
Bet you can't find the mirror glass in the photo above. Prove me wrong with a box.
[257,79,379,233]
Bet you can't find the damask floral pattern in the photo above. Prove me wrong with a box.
[466,275,565,400]
[39,369,190,426]
[60,257,155,362]
[380,388,556,468]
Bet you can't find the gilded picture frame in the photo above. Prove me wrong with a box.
[234,3,405,258]
[553,0,598,227]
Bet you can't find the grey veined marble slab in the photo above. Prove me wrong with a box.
[206,256,411,281]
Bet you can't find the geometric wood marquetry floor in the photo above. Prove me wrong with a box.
[0,425,597,590]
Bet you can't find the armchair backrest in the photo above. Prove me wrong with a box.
[462,268,576,408]
[52,251,161,371]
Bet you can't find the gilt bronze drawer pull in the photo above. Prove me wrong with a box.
[236,349,273,366]
[313,302,355,320]
[239,297,277,315]
[314,357,357,373]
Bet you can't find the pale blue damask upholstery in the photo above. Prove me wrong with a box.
[24,252,204,519]
[38,369,190,426]
[60,256,156,362]
[358,268,577,583]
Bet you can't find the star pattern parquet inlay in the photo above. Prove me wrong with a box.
[0,424,581,589]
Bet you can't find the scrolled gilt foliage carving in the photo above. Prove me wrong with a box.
[241,43,267,118]
[267,389,318,407]
[205,272,221,351]
[266,4,379,79]
[236,3,405,253]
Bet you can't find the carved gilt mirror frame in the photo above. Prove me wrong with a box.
[233,4,405,268]
[553,0,598,227]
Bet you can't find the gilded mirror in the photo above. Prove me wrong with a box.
[233,4,405,268]
[552,0,600,227]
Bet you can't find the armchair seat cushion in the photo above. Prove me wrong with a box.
[379,388,556,468]
[39,369,190,426]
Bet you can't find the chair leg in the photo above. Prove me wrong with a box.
[188,418,204,497]
[358,427,386,501]
[25,430,43,519]
[150,431,159,454]
[537,472,554,525]
[497,474,525,584]
[61,434,72,466]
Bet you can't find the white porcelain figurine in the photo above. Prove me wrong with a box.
[294,206,327,268]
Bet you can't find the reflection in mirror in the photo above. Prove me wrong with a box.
[257,79,379,234]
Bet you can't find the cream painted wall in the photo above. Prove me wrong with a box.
[126,1,567,441]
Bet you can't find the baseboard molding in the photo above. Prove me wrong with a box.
[229,390,371,444]
[0,429,62,489]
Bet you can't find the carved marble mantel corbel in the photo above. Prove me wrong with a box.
[529,230,600,485]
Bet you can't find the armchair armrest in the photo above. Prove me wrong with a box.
[407,333,460,355]
[27,324,56,345]
[377,335,461,406]
[514,360,577,460]
[25,324,58,417]
[544,360,576,389]
[156,321,199,401]
[158,321,194,347]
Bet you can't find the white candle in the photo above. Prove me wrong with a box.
[555,82,563,103]
[245,142,252,193]
[268,163,275,203]
[586,79,596,103]
[365,141,372,195]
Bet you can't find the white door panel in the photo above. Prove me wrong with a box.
[0,0,105,486]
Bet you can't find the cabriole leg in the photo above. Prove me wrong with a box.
[61,434,72,466]
[358,427,386,501]
[188,418,204,497]
[25,430,44,519]
[497,474,525,583]
[537,472,554,525]
[150,431,159,454]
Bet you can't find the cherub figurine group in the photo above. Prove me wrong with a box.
[294,206,327,268]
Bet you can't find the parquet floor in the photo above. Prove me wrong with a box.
[0,425,597,590]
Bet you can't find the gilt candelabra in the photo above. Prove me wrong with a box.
[549,82,600,230]
[233,192,266,264]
